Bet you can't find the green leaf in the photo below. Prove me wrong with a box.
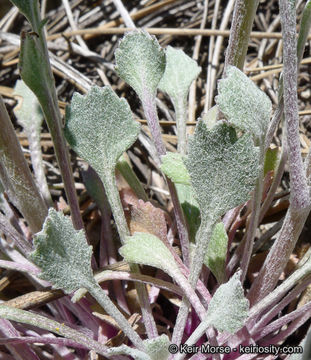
[144,334,170,360]
[216,66,272,141]
[160,152,190,185]
[30,208,95,292]
[65,86,140,175]
[206,271,249,333]
[175,183,200,243]
[186,120,260,218]
[264,147,279,176]
[201,105,218,129]
[119,232,179,276]
[9,0,41,32]
[14,80,43,130]
[116,155,148,201]
[204,222,228,283]
[19,32,53,109]
[115,30,166,99]
[158,46,201,101]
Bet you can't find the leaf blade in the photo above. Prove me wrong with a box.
[206,271,249,333]
[115,30,166,99]
[64,86,140,175]
[204,222,228,283]
[186,121,260,218]
[119,232,179,276]
[216,66,272,141]
[30,208,94,292]
[158,46,201,102]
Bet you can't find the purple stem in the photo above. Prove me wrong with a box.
[250,274,311,336]
[260,309,311,346]
[240,150,265,283]
[0,319,40,360]
[142,91,190,268]
[279,0,310,211]
[0,335,86,348]
[254,300,311,342]
[97,270,183,296]
[0,212,32,255]
[160,227,211,306]
[0,259,39,274]
[100,215,130,315]
[247,1,311,305]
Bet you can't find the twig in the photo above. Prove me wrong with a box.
[112,0,136,28]
[45,27,311,41]
[62,0,89,50]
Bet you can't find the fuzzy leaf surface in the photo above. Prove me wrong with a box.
[206,271,249,333]
[186,121,260,218]
[144,334,170,360]
[119,232,179,276]
[64,86,140,175]
[158,46,201,101]
[216,66,272,140]
[161,152,190,185]
[14,80,43,131]
[204,222,228,283]
[30,208,94,293]
[115,31,165,98]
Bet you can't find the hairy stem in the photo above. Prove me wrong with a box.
[0,305,110,356]
[99,168,158,339]
[142,92,190,267]
[173,96,188,156]
[89,283,145,350]
[239,146,265,282]
[26,125,53,208]
[172,216,215,346]
[279,0,309,211]
[247,0,311,305]
[224,0,259,72]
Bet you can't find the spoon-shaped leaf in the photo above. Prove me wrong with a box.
[30,208,94,292]
[64,86,140,176]
[144,334,170,360]
[204,222,228,284]
[115,30,165,99]
[186,120,260,218]
[158,46,201,155]
[158,46,201,102]
[120,232,206,319]
[216,66,272,141]
[30,208,145,350]
[9,0,41,32]
[119,232,179,275]
[206,271,249,333]
[160,152,190,185]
